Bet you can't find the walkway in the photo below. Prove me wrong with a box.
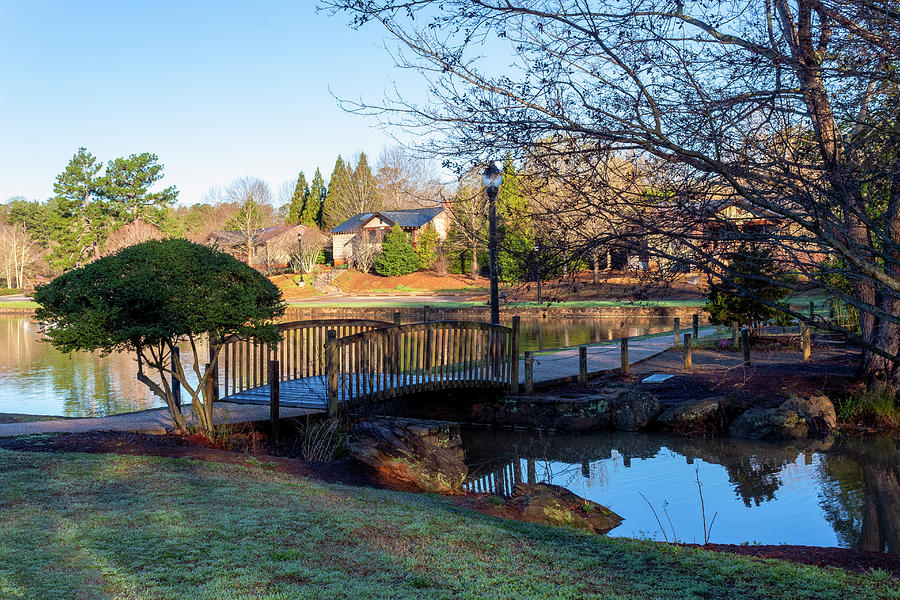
[521,326,718,388]
[0,403,315,438]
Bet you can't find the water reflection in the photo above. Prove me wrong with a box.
[460,428,899,553]
[515,316,699,352]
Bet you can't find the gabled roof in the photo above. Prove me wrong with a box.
[331,207,443,234]
[208,224,308,247]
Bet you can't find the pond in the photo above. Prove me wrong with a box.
[460,427,900,553]
[0,314,685,417]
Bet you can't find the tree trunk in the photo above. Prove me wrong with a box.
[592,252,599,284]
[470,240,478,276]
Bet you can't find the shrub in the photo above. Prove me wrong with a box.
[374,224,421,276]
[415,225,440,269]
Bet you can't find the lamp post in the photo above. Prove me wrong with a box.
[296,232,302,273]
[534,242,541,304]
[482,162,502,325]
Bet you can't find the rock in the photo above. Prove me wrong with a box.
[657,396,746,435]
[347,420,468,494]
[779,396,836,435]
[510,483,623,534]
[610,389,661,431]
[729,408,809,441]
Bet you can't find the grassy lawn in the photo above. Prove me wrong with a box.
[0,301,39,309]
[0,450,895,600]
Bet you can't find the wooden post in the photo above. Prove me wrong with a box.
[801,324,811,362]
[208,336,219,403]
[524,351,534,395]
[741,328,751,366]
[423,305,430,323]
[394,311,402,326]
[683,334,692,372]
[510,316,520,394]
[692,313,699,339]
[673,317,680,348]
[326,330,338,417]
[620,337,629,376]
[809,300,815,320]
[171,346,181,409]
[732,321,739,346]
[579,346,587,385]
[268,360,280,443]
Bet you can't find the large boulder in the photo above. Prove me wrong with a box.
[657,396,747,436]
[610,389,661,431]
[510,483,623,534]
[779,396,836,436]
[347,420,468,494]
[729,408,809,441]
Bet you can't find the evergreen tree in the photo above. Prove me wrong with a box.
[50,147,108,268]
[374,224,421,276]
[497,157,532,282]
[304,168,325,227]
[286,172,309,225]
[323,155,351,229]
[415,224,439,269]
[101,153,178,225]
[704,245,792,328]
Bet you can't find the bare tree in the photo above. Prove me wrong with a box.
[102,219,165,255]
[376,145,445,209]
[326,0,900,386]
[224,176,275,266]
[0,221,38,289]
[350,230,381,273]
[291,228,329,274]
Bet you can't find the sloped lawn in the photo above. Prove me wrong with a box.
[0,449,896,600]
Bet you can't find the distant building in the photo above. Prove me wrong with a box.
[330,207,448,266]
[206,224,312,271]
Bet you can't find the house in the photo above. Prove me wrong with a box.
[206,224,312,271]
[330,207,449,266]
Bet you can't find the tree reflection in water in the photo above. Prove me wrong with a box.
[461,427,899,552]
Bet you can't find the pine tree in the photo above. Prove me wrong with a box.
[101,152,178,226]
[303,168,325,226]
[323,155,351,229]
[497,157,532,282]
[374,224,421,276]
[704,245,792,328]
[50,147,108,268]
[286,172,309,225]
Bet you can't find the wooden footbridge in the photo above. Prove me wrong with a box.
[210,317,521,417]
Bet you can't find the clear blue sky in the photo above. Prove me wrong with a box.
[0,1,417,205]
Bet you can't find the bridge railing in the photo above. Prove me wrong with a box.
[326,319,520,413]
[217,319,392,398]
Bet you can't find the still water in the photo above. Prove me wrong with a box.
[461,428,900,553]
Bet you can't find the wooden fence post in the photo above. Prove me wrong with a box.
[741,328,751,366]
[171,346,181,409]
[809,301,815,320]
[579,346,588,385]
[692,313,699,339]
[802,324,811,362]
[268,360,280,443]
[620,337,629,376]
[423,305,430,323]
[510,316,520,394]
[683,334,692,372]
[394,311,402,326]
[524,351,534,395]
[673,317,680,348]
[326,330,338,417]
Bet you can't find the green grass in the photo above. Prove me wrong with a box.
[0,450,895,600]
[837,386,900,428]
[0,301,39,309]
[0,288,21,296]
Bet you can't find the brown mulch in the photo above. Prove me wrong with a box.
[1,429,896,577]
[580,342,864,410]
